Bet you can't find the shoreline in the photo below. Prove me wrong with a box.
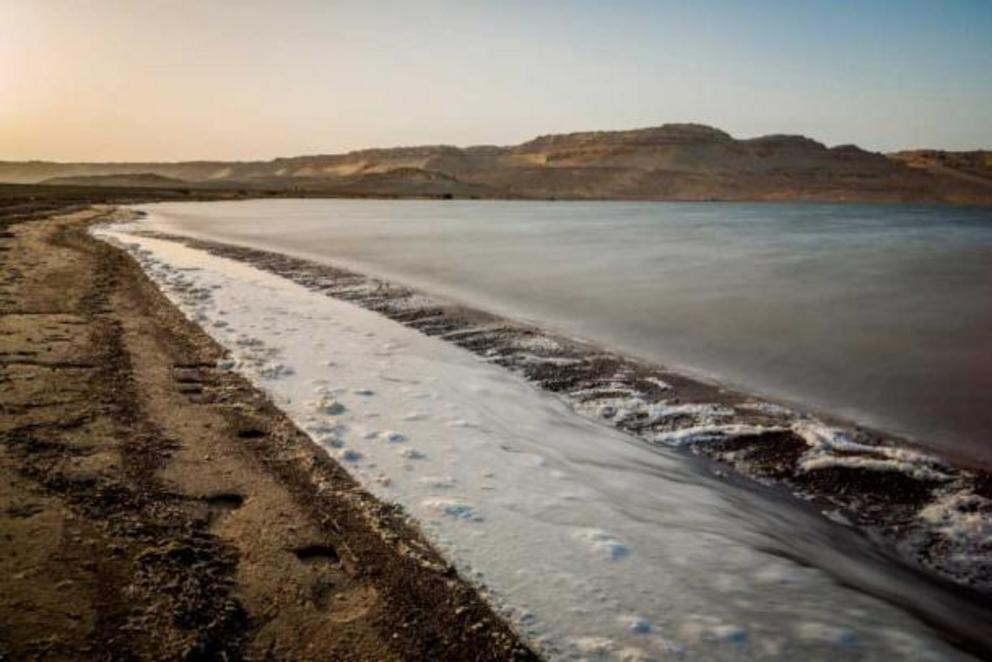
[0,206,536,659]
[95,212,992,660]
[4,191,990,659]
[4,181,992,209]
[131,198,992,471]
[116,218,992,599]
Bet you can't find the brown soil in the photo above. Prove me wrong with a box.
[0,206,537,660]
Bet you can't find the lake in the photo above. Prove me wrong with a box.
[141,198,992,466]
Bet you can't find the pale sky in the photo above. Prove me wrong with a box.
[2,0,991,162]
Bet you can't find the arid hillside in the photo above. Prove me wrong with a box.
[3,124,991,204]
[890,149,992,188]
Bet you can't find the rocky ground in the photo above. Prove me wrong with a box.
[0,202,536,660]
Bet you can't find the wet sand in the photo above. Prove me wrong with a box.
[0,204,535,660]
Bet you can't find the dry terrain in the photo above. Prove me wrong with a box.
[2,124,990,204]
[0,196,535,660]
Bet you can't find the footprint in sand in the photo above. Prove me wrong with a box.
[338,449,362,462]
[325,423,349,437]
[312,395,346,415]
[417,476,457,489]
[398,447,426,460]
[381,374,419,385]
[422,497,482,522]
[618,615,652,634]
[571,528,630,561]
[317,435,345,449]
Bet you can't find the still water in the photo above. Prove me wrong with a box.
[142,198,992,465]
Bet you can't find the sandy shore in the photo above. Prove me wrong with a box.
[0,207,535,660]
[5,193,992,660]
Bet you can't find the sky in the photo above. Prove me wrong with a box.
[2,0,990,162]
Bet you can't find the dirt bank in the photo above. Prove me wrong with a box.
[0,206,536,660]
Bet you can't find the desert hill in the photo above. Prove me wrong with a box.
[890,150,992,188]
[3,124,991,204]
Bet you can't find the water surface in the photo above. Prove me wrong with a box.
[142,199,992,464]
[106,224,992,660]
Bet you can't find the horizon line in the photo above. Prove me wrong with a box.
[3,122,989,165]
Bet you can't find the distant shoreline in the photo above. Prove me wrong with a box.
[4,181,992,209]
[3,122,991,205]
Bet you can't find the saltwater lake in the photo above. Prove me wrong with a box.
[141,198,992,465]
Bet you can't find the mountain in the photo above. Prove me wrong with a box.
[3,124,991,204]
[889,150,992,188]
